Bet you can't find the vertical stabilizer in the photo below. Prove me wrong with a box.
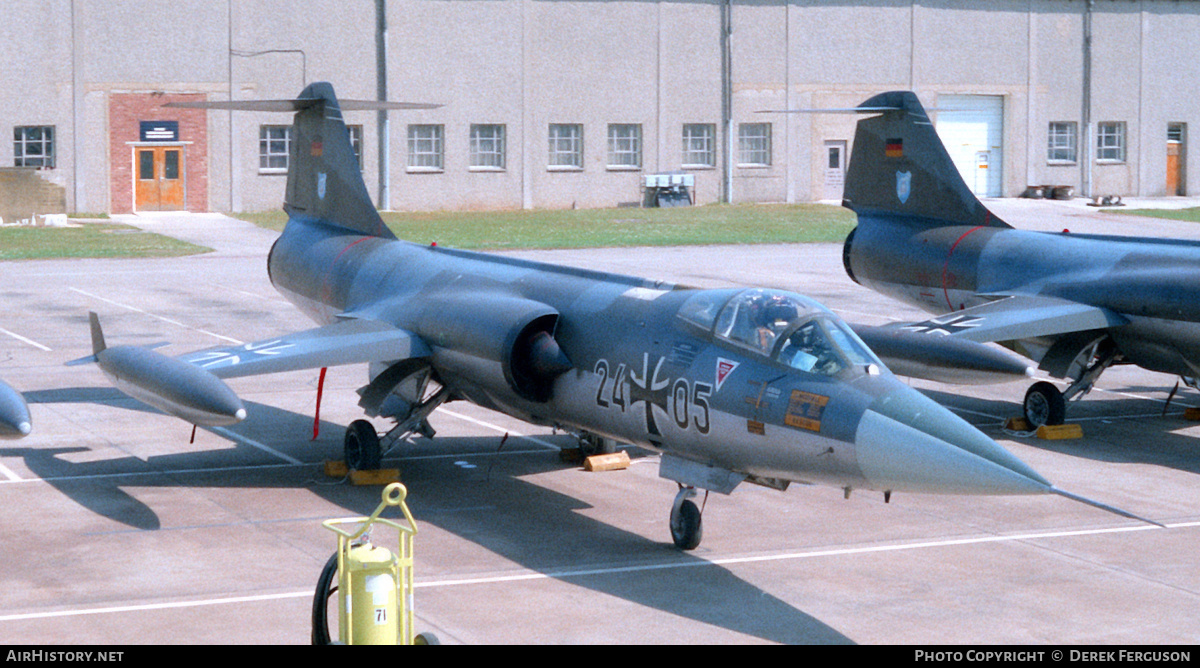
[843,92,1010,229]
[284,83,396,239]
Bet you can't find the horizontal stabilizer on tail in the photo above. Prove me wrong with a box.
[763,92,1011,230]
[166,83,440,240]
[841,91,1011,229]
[165,99,440,112]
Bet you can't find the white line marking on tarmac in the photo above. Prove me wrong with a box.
[69,288,244,345]
[4,520,1193,623]
[210,427,303,465]
[436,407,562,451]
[0,461,22,482]
[0,326,51,351]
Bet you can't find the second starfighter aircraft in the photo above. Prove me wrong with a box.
[78,83,1147,549]
[839,91,1200,428]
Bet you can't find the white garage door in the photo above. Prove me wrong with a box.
[935,95,1004,197]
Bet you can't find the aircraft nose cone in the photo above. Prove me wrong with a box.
[854,383,1051,495]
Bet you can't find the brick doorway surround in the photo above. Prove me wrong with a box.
[109,92,208,214]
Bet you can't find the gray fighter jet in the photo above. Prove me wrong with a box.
[0,377,31,439]
[839,91,1200,428]
[79,83,1147,549]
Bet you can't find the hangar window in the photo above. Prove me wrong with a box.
[258,125,291,173]
[13,126,55,169]
[1097,122,1126,163]
[407,124,444,171]
[470,124,506,170]
[682,124,716,168]
[548,124,583,170]
[1047,122,1077,163]
[607,124,642,169]
[738,123,771,167]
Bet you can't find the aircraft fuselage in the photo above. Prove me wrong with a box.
[267,216,1047,497]
[845,215,1200,378]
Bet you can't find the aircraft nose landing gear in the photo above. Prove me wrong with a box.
[669,485,704,550]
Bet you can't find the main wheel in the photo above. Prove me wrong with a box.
[344,419,382,470]
[670,499,703,550]
[1024,381,1066,427]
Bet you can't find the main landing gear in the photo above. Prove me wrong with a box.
[1022,339,1120,427]
[342,385,449,471]
[669,485,705,551]
[1023,382,1066,428]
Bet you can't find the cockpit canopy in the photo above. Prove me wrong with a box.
[677,288,881,376]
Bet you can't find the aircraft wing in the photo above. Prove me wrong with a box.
[898,295,1128,343]
[179,318,429,379]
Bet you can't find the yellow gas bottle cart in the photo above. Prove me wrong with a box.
[312,482,438,645]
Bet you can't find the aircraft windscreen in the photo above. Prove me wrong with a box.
[676,289,741,331]
[680,288,878,376]
[776,318,879,376]
[708,289,825,356]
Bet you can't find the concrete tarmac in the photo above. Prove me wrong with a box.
[1,200,1198,644]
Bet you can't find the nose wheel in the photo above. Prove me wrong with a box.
[669,486,704,550]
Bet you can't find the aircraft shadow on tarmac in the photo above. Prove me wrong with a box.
[8,387,852,644]
[922,388,1200,476]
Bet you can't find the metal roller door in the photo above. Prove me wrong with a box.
[935,95,1004,197]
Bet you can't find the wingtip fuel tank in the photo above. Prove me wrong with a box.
[0,378,31,439]
[852,324,1033,385]
[85,313,246,427]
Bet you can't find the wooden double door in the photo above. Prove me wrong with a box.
[135,145,185,211]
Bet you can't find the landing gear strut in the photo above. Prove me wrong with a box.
[1023,339,1120,427]
[669,486,704,550]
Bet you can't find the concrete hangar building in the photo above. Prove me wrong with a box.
[2,0,1196,217]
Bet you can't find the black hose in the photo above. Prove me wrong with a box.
[311,552,339,645]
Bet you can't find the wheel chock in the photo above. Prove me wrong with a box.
[1183,407,1200,421]
[584,450,630,472]
[324,460,401,485]
[1004,416,1032,432]
[349,468,401,486]
[324,460,350,478]
[1036,423,1083,440]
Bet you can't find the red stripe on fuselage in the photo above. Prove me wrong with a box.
[320,235,373,306]
[942,225,984,311]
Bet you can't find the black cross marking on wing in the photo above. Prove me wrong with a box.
[902,314,984,336]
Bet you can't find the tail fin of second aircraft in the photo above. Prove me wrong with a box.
[167,83,439,240]
[842,91,1010,229]
[282,83,394,238]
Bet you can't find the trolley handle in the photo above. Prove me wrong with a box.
[322,482,418,541]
